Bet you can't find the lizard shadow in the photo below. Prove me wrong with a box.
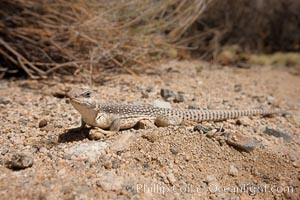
[58,127,91,143]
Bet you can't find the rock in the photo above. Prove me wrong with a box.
[188,105,201,109]
[64,141,108,163]
[236,116,251,126]
[39,147,48,154]
[96,173,124,191]
[263,127,292,142]
[1,147,9,155]
[292,160,300,168]
[141,90,149,98]
[226,133,259,153]
[0,82,8,89]
[284,191,299,200]
[234,84,242,92]
[0,96,10,105]
[167,173,176,185]
[111,159,120,169]
[6,153,33,170]
[142,132,159,143]
[193,124,210,133]
[160,88,176,101]
[141,87,158,99]
[228,165,239,176]
[38,119,48,128]
[205,175,217,183]
[170,147,179,155]
[103,160,112,169]
[284,113,300,125]
[143,162,150,168]
[174,92,185,103]
[266,95,275,104]
[152,99,172,109]
[206,130,218,138]
[160,88,184,103]
[109,132,133,152]
[252,95,265,103]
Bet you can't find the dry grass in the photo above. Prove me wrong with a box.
[0,0,299,78]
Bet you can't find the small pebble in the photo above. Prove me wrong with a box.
[39,147,48,154]
[228,164,239,176]
[141,90,149,98]
[193,124,210,133]
[152,100,172,109]
[236,116,251,126]
[160,88,176,101]
[0,96,10,105]
[110,132,133,152]
[206,130,217,138]
[1,148,9,155]
[143,162,149,168]
[174,92,184,103]
[170,147,179,155]
[205,175,217,183]
[188,105,201,109]
[111,159,120,169]
[226,133,259,153]
[266,95,275,104]
[292,160,300,168]
[167,173,176,185]
[64,142,108,163]
[38,119,48,128]
[96,174,124,191]
[6,153,34,170]
[234,84,242,92]
[263,127,292,142]
[142,132,159,143]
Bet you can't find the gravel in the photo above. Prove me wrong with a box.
[0,61,299,199]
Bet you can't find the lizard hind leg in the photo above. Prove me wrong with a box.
[154,115,183,127]
[109,117,121,132]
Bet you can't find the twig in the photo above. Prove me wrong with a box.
[0,38,41,78]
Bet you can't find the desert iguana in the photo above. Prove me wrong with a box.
[67,89,280,139]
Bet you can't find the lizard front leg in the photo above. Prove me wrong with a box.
[80,117,86,128]
[154,115,183,127]
[89,115,121,140]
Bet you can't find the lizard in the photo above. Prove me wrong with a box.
[66,88,280,139]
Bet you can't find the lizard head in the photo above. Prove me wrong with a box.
[67,89,98,113]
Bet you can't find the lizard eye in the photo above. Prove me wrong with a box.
[82,91,91,98]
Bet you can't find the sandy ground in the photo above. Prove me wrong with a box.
[0,60,299,199]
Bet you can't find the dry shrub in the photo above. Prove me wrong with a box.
[0,0,95,78]
[0,0,299,78]
[0,0,213,78]
[103,0,300,60]
[191,0,300,59]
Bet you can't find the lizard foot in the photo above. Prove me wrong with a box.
[89,128,117,140]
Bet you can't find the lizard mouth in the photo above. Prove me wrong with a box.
[69,98,94,108]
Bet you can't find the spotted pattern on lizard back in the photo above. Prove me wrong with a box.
[97,102,278,122]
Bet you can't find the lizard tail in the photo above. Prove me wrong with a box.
[173,109,281,122]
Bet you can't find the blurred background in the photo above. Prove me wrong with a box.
[1,0,299,79]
